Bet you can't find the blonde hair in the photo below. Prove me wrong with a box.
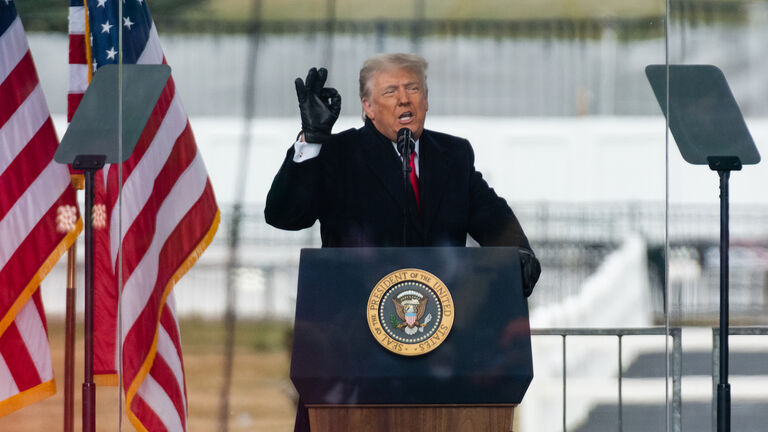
[359,53,428,119]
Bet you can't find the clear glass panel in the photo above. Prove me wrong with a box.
[9,1,672,431]
[508,4,669,430]
[668,1,768,430]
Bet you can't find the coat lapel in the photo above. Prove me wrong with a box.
[360,124,425,240]
[360,124,405,208]
[419,130,449,238]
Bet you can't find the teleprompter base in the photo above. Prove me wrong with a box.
[307,404,517,432]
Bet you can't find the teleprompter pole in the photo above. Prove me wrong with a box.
[709,156,740,432]
[73,155,105,432]
[717,169,731,432]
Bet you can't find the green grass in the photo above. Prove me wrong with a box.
[15,0,749,33]
[197,0,668,22]
[180,318,293,353]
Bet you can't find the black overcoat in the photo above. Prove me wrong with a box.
[265,121,532,250]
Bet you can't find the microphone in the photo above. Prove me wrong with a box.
[397,127,414,157]
[396,127,413,246]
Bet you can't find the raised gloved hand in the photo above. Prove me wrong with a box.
[295,67,342,144]
[519,248,541,298]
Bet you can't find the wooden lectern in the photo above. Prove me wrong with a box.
[308,405,514,432]
[291,247,532,432]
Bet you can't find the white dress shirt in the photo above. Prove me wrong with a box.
[292,138,420,177]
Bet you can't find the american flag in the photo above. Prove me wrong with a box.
[69,0,220,430]
[0,1,81,416]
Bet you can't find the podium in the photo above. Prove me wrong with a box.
[291,247,533,432]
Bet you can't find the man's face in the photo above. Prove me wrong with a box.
[362,67,429,142]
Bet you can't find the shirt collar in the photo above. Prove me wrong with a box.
[364,118,420,156]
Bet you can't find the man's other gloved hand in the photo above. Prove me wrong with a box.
[519,249,541,298]
[295,67,342,144]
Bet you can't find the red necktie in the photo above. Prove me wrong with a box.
[410,152,421,213]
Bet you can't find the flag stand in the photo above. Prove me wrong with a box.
[55,64,171,432]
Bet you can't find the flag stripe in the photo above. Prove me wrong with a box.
[109,90,187,265]
[0,85,50,174]
[121,182,218,392]
[120,76,177,179]
[120,153,210,344]
[137,373,184,432]
[68,6,85,34]
[68,64,88,94]
[67,93,84,119]
[0,218,82,348]
[0,291,56,414]
[0,354,20,400]
[67,3,87,123]
[93,226,118,377]
[0,17,26,83]
[119,122,197,284]
[131,393,170,432]
[0,160,71,269]
[160,298,187,417]
[0,323,41,391]
[137,23,163,65]
[149,353,185,428]
[126,206,219,432]
[0,119,58,217]
[12,290,52,381]
[121,183,214,388]
[162,300,183,354]
[104,76,176,211]
[0,191,75,310]
[68,34,85,63]
[124,186,218,406]
[0,51,36,128]
[153,183,217,299]
[158,310,184,392]
[31,291,48,335]
[93,168,118,379]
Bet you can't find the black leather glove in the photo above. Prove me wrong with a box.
[519,248,541,298]
[295,67,341,144]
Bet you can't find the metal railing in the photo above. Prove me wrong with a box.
[225,202,768,246]
[531,327,683,432]
[711,326,768,432]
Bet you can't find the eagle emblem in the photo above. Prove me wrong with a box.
[367,268,454,356]
[392,290,433,335]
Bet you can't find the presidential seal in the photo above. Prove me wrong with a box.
[366,268,454,356]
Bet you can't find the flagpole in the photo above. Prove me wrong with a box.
[64,241,77,432]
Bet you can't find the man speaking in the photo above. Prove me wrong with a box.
[265,53,540,429]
